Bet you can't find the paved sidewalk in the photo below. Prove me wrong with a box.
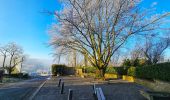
[33,76,149,100]
[33,76,95,100]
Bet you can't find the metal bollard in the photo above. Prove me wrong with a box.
[93,84,96,94]
[58,79,61,87]
[60,82,64,94]
[68,89,73,100]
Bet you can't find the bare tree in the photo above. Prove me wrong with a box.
[49,0,169,77]
[6,43,24,75]
[130,42,144,60]
[142,35,170,65]
[0,45,9,68]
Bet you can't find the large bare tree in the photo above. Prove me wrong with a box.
[6,43,24,75]
[0,45,9,68]
[49,0,169,77]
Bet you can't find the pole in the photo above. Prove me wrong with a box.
[58,79,61,87]
[68,89,73,100]
[60,82,64,94]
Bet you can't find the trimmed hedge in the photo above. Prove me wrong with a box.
[51,64,66,76]
[136,62,170,81]
[51,64,75,76]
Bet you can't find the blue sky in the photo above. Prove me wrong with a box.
[0,0,170,60]
[0,0,61,59]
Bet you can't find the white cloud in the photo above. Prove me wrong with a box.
[151,2,158,7]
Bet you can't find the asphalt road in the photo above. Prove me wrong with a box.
[0,76,48,100]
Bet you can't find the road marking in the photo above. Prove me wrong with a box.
[28,79,47,100]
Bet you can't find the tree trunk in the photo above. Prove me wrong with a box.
[2,55,6,68]
[73,51,77,67]
[9,55,14,68]
[8,68,12,75]
[84,54,87,67]
[96,68,106,80]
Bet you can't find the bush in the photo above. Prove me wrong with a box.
[83,66,129,75]
[122,59,131,67]
[127,67,136,76]
[122,58,147,67]
[22,73,29,78]
[85,67,97,73]
[106,67,117,74]
[4,73,29,79]
[135,62,170,82]
[114,67,129,75]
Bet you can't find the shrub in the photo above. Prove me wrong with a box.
[85,67,97,73]
[122,58,147,67]
[127,67,136,76]
[135,62,170,82]
[122,59,131,67]
[83,66,129,75]
[114,67,128,75]
[22,73,29,78]
[106,67,117,74]
[3,73,29,79]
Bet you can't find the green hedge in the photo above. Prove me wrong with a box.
[51,64,66,76]
[136,62,170,81]
[51,64,75,76]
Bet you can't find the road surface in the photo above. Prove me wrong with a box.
[0,76,48,100]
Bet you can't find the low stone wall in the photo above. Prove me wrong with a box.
[122,75,134,82]
[135,78,170,93]
[76,69,84,77]
[105,74,118,79]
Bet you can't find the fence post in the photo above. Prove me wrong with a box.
[68,89,73,100]
[60,82,64,94]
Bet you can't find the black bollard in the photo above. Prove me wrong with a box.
[60,82,64,94]
[93,84,96,95]
[58,79,61,87]
[68,89,73,100]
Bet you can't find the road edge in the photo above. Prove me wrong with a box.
[28,79,47,100]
